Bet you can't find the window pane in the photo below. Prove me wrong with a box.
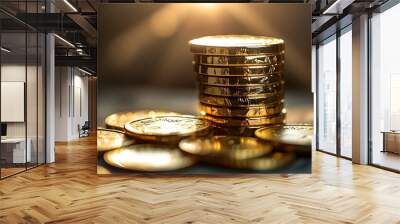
[339,29,352,158]
[317,37,337,154]
[27,30,38,169]
[1,31,28,177]
[38,33,46,165]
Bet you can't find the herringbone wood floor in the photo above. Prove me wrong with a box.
[0,136,399,224]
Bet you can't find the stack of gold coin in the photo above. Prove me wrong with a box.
[189,35,286,127]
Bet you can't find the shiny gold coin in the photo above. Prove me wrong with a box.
[179,136,272,160]
[189,35,284,56]
[103,144,196,172]
[255,124,313,147]
[199,81,284,97]
[199,94,284,107]
[104,110,181,131]
[194,63,284,76]
[204,113,285,127]
[212,126,264,136]
[97,128,135,152]
[217,151,295,171]
[197,73,283,87]
[199,103,284,118]
[193,54,284,66]
[124,115,211,143]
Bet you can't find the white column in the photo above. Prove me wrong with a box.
[46,32,55,163]
[352,14,369,164]
[45,0,56,163]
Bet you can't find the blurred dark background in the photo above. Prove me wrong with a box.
[98,3,312,124]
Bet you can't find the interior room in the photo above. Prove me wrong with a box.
[0,0,399,223]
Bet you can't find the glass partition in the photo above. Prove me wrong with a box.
[27,30,38,169]
[1,30,28,177]
[0,1,46,179]
[38,32,45,165]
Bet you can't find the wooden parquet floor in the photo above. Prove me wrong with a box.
[1,136,400,224]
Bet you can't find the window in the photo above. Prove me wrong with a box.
[317,35,337,154]
[370,2,400,171]
[339,27,352,158]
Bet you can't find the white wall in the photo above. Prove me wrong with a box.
[1,64,36,138]
[54,67,89,141]
[1,63,46,163]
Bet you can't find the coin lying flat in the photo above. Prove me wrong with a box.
[199,94,284,107]
[179,136,272,161]
[217,151,295,171]
[212,126,263,136]
[199,81,284,97]
[103,144,196,172]
[197,73,283,87]
[194,54,284,66]
[189,35,284,56]
[97,128,135,152]
[194,64,284,76]
[105,110,181,131]
[255,124,313,153]
[204,113,285,127]
[199,103,284,118]
[124,115,211,143]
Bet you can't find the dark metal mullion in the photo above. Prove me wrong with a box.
[36,0,39,168]
[336,28,341,157]
[24,0,28,171]
[367,10,373,165]
[44,14,47,164]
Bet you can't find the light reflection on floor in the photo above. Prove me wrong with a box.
[372,151,400,171]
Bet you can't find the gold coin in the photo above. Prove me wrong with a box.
[204,113,285,127]
[97,128,135,152]
[124,115,211,143]
[212,126,264,136]
[197,73,283,87]
[255,124,313,147]
[103,144,196,172]
[105,110,181,131]
[199,94,284,107]
[199,81,284,97]
[193,54,284,66]
[189,35,284,56]
[194,63,284,76]
[199,103,284,118]
[179,136,273,160]
[217,151,295,171]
